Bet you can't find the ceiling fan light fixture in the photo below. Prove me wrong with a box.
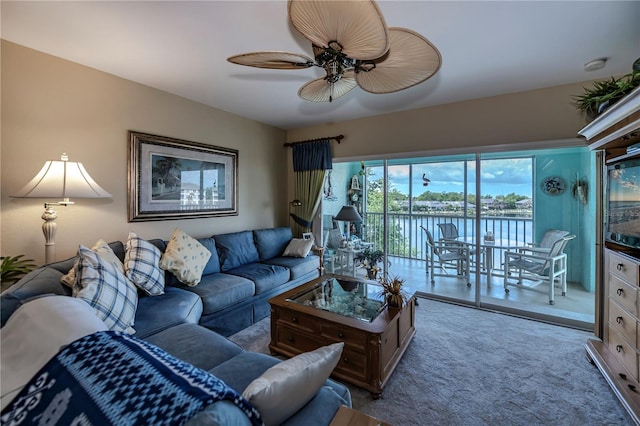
[227,0,441,102]
[299,70,357,103]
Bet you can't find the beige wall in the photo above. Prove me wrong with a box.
[287,83,590,159]
[285,80,592,203]
[1,41,287,265]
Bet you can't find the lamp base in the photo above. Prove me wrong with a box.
[41,204,58,264]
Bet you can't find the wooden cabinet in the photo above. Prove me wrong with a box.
[586,250,640,423]
[582,86,640,424]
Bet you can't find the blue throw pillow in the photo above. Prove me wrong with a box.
[254,227,293,260]
[214,231,260,272]
[198,237,221,275]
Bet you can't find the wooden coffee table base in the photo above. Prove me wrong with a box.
[269,275,416,398]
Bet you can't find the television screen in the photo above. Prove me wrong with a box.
[607,158,640,249]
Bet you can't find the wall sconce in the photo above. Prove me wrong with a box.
[12,153,112,264]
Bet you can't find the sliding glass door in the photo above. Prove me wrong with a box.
[348,146,596,329]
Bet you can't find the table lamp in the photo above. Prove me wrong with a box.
[334,205,362,243]
[12,153,112,264]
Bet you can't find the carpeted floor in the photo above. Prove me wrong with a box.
[229,298,633,425]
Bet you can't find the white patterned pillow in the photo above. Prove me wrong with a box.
[124,232,165,295]
[61,239,123,288]
[73,245,138,334]
[282,238,314,258]
[159,229,211,286]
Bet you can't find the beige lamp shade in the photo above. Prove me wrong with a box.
[13,154,111,201]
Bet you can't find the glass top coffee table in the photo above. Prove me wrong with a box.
[269,274,416,399]
[286,276,387,322]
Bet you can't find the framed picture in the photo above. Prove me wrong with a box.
[302,232,313,241]
[128,131,238,222]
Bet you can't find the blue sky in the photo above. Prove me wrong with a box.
[369,158,533,197]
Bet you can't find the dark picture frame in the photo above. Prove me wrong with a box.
[128,131,238,222]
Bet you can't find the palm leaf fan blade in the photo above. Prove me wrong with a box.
[227,51,314,69]
[298,70,357,102]
[356,27,441,94]
[288,0,389,60]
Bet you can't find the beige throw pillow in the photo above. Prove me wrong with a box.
[242,342,343,426]
[282,238,314,258]
[61,239,124,287]
[159,229,211,286]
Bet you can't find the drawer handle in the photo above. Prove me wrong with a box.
[616,345,623,353]
[629,384,637,392]
[338,332,345,338]
[620,373,628,380]
[617,263,624,271]
[291,317,298,323]
[287,336,295,343]
[617,288,624,296]
[616,316,624,325]
[342,357,349,364]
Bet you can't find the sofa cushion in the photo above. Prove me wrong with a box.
[209,352,349,424]
[242,343,343,426]
[254,227,292,261]
[74,245,138,334]
[185,400,253,426]
[226,263,290,294]
[133,287,202,339]
[262,256,319,280]
[214,231,260,272]
[282,238,313,258]
[124,232,165,295]
[179,273,255,316]
[160,229,212,286]
[199,237,221,275]
[144,323,244,372]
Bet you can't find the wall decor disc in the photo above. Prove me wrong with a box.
[541,176,567,195]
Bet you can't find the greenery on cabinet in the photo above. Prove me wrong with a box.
[574,70,640,119]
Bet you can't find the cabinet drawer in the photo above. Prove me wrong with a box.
[275,309,317,333]
[609,300,638,345]
[320,323,367,351]
[274,326,323,354]
[608,326,639,381]
[609,251,639,285]
[335,348,368,381]
[609,275,638,315]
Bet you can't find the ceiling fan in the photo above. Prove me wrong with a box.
[227,0,442,103]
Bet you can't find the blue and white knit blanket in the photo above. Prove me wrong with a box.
[1,331,262,426]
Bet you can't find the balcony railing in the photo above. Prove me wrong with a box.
[362,212,533,270]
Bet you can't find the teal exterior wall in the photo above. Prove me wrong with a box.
[533,146,596,292]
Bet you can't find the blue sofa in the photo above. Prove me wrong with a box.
[0,227,350,425]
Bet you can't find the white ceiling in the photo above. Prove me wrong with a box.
[2,1,639,130]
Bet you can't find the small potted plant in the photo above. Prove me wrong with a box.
[354,247,384,280]
[378,273,408,309]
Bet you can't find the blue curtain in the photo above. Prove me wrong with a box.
[292,140,332,172]
[290,140,333,236]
